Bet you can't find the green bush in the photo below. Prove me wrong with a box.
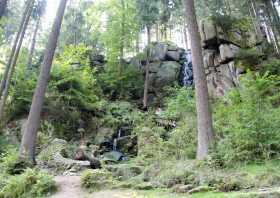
[81,169,113,190]
[235,48,264,70]
[213,72,280,166]
[99,62,144,99]
[0,149,32,175]
[0,168,55,198]
[260,58,280,75]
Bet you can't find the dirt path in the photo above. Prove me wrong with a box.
[50,175,139,198]
[50,175,88,198]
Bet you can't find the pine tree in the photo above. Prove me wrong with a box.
[19,0,68,164]
[184,0,215,159]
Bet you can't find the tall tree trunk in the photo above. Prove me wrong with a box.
[136,32,140,54]
[155,23,159,42]
[19,0,68,164]
[263,3,280,54]
[183,19,188,49]
[0,0,34,99]
[0,0,8,20]
[247,0,262,39]
[26,17,41,74]
[119,0,125,97]
[184,0,214,160]
[143,25,151,109]
[0,0,33,123]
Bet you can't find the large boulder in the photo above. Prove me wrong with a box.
[153,61,181,89]
[219,44,240,63]
[150,42,168,61]
[200,19,218,47]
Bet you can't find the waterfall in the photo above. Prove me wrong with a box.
[113,138,117,151]
[112,128,122,151]
[179,50,193,87]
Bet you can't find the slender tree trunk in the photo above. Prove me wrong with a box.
[19,0,68,164]
[0,0,8,20]
[263,3,280,54]
[0,0,33,123]
[248,0,262,39]
[183,20,188,49]
[0,0,34,99]
[119,0,125,97]
[143,25,151,109]
[184,0,214,160]
[155,23,159,42]
[136,32,140,54]
[26,17,41,74]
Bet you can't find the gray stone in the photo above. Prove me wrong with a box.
[219,44,240,63]
[149,61,161,73]
[166,50,181,61]
[154,61,181,88]
[200,19,217,46]
[203,50,216,68]
[150,43,168,61]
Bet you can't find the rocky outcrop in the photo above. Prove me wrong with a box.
[199,18,264,48]
[130,42,188,104]
[200,19,262,96]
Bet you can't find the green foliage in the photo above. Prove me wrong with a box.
[7,51,37,120]
[81,169,114,190]
[99,63,144,99]
[0,148,32,175]
[235,48,264,70]
[162,87,195,120]
[260,58,280,75]
[0,169,55,198]
[136,0,160,27]
[101,101,144,129]
[213,72,280,166]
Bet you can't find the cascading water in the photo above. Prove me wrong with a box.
[113,139,117,151]
[112,128,122,151]
[179,50,193,87]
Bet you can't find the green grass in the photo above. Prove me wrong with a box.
[138,189,252,198]
[232,160,280,175]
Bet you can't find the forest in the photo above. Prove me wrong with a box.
[1,0,280,197]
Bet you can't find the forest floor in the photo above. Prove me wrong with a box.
[49,175,280,198]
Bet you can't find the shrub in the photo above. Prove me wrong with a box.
[81,169,113,190]
[235,48,264,70]
[0,169,55,198]
[260,58,280,75]
[0,149,32,175]
[213,72,280,166]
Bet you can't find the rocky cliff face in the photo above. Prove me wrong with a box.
[200,19,264,96]
[130,19,263,98]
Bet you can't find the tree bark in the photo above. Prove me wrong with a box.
[0,0,8,20]
[19,0,68,164]
[0,0,33,123]
[26,17,41,74]
[143,25,151,109]
[184,0,214,160]
[0,0,34,99]
[119,0,125,97]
